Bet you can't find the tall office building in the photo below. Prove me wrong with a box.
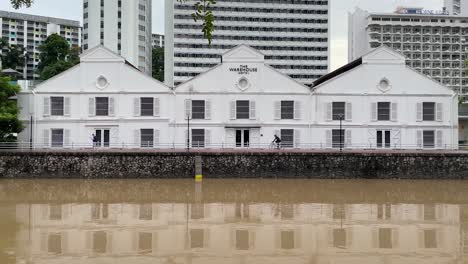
[165,0,330,87]
[445,0,468,16]
[0,11,81,80]
[348,7,468,94]
[152,33,164,48]
[83,0,152,75]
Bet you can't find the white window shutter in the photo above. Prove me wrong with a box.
[416,103,423,122]
[345,130,352,148]
[250,101,256,119]
[205,129,211,148]
[64,129,71,147]
[230,101,236,120]
[294,130,301,148]
[326,130,332,148]
[391,103,398,122]
[436,103,443,122]
[416,130,423,148]
[274,101,281,120]
[154,98,160,117]
[345,103,352,121]
[134,98,140,116]
[134,129,141,148]
[154,129,160,147]
[42,129,50,148]
[43,97,50,117]
[109,97,115,116]
[88,97,95,117]
[64,97,71,116]
[205,100,212,120]
[185,99,192,119]
[294,101,301,120]
[371,102,377,122]
[326,103,332,121]
[436,130,443,149]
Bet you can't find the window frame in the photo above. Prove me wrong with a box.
[377,102,391,121]
[95,97,109,116]
[281,100,294,120]
[191,100,206,119]
[236,100,250,119]
[423,102,436,121]
[50,96,64,116]
[51,129,64,148]
[332,102,346,121]
[140,97,154,117]
[140,129,154,148]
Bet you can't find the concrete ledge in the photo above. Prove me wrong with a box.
[1,150,468,179]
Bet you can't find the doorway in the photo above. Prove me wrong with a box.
[95,129,110,147]
[377,130,391,148]
[236,129,250,148]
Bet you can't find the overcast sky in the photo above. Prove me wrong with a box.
[0,0,444,70]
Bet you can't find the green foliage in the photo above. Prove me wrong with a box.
[37,34,79,80]
[0,75,23,142]
[0,39,26,71]
[152,47,164,82]
[9,0,33,9]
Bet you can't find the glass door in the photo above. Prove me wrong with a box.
[235,129,250,148]
[95,129,110,147]
[377,130,391,148]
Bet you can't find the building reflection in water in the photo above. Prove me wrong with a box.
[11,201,467,264]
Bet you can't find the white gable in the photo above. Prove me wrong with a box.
[222,45,265,63]
[80,45,125,63]
[362,46,405,65]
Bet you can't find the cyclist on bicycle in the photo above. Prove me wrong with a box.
[273,135,282,149]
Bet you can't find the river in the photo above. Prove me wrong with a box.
[0,179,467,263]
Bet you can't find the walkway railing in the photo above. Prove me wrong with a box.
[0,142,464,151]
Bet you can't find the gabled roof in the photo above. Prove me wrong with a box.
[80,45,140,71]
[312,57,362,88]
[221,44,265,63]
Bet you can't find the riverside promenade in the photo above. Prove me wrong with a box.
[1,149,468,179]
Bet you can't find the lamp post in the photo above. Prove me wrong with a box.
[187,113,191,151]
[339,114,344,152]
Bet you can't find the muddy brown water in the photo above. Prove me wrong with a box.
[1,179,468,263]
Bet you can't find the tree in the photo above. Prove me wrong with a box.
[0,40,26,70]
[37,34,79,80]
[0,74,23,142]
[152,47,164,82]
[10,0,216,44]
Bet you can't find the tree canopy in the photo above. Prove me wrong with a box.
[0,39,26,71]
[10,0,216,43]
[152,47,164,82]
[0,75,23,142]
[37,34,80,80]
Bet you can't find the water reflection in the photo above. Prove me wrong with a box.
[1,179,468,264]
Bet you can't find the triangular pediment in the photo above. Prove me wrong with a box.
[80,45,125,63]
[362,46,405,64]
[222,45,264,63]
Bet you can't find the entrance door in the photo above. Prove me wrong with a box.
[377,130,391,148]
[95,129,110,147]
[236,129,250,148]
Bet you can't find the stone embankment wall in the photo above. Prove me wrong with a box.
[0,151,468,179]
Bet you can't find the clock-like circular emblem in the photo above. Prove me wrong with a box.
[96,75,110,90]
[378,78,391,93]
[236,76,251,91]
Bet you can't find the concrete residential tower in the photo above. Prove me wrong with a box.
[444,0,468,16]
[83,0,152,75]
[0,11,81,80]
[164,0,330,87]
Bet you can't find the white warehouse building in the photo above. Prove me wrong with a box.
[17,45,458,150]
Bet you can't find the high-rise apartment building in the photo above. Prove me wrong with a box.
[0,11,81,80]
[165,0,330,87]
[445,0,468,16]
[83,0,152,75]
[152,33,164,48]
[348,7,468,94]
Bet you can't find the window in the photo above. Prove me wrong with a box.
[280,129,294,148]
[140,129,154,148]
[51,129,64,148]
[424,229,437,248]
[96,97,109,116]
[192,100,205,119]
[50,97,65,116]
[281,204,294,219]
[190,229,204,248]
[424,204,436,220]
[48,233,62,254]
[378,204,391,220]
[378,228,393,248]
[236,100,250,119]
[138,232,152,253]
[333,229,346,248]
[192,129,205,148]
[191,204,205,219]
[377,102,390,121]
[236,230,249,250]
[93,231,107,253]
[49,204,62,220]
[423,102,435,121]
[332,102,345,120]
[281,101,294,119]
[281,230,295,249]
[91,204,109,220]
[423,131,435,148]
[140,98,154,116]
[332,129,345,149]
[139,204,152,220]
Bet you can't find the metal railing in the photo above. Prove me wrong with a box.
[0,142,463,151]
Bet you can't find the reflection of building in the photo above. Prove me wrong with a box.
[14,202,462,263]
